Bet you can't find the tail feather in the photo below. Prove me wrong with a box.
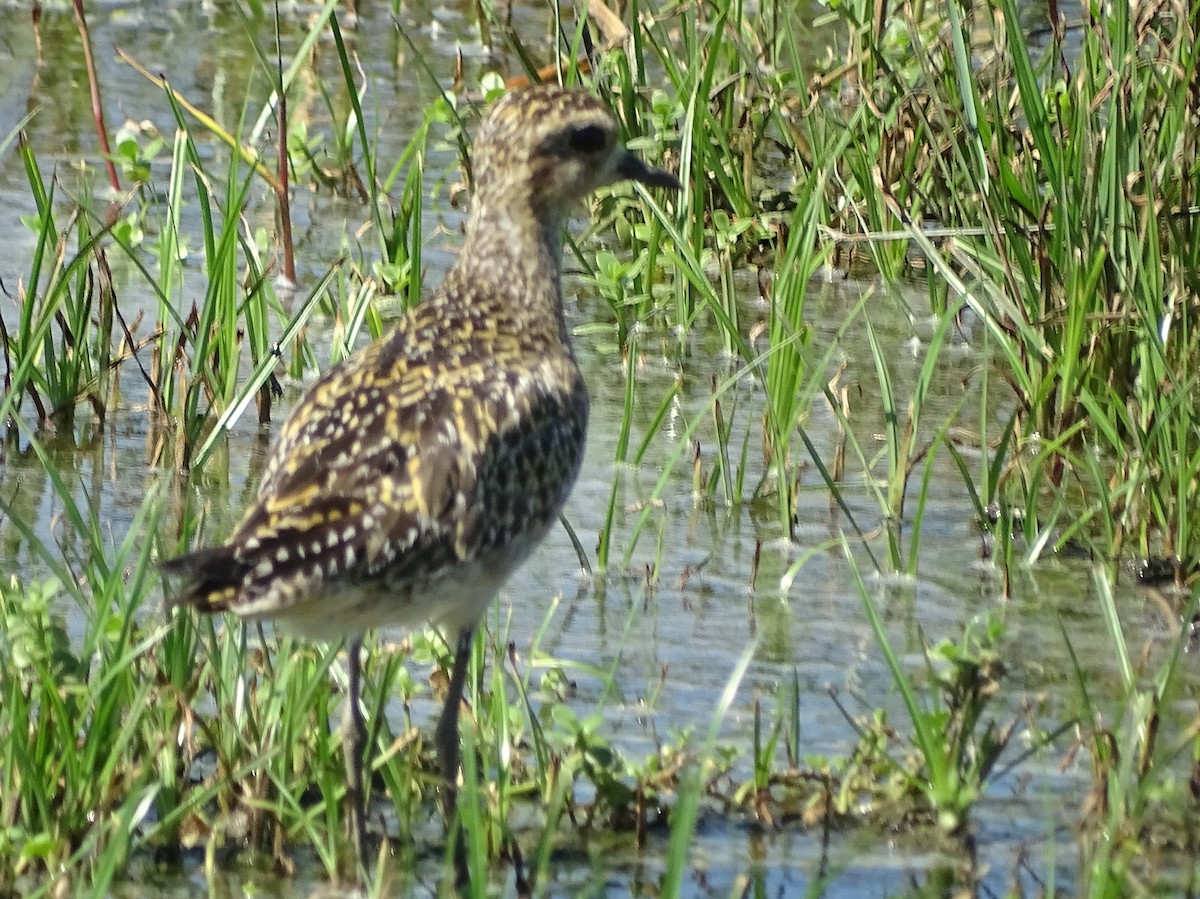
[160,545,249,613]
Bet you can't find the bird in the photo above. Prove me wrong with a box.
[160,83,680,876]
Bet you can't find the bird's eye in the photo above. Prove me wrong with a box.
[568,124,608,154]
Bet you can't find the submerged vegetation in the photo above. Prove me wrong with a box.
[1,0,1198,896]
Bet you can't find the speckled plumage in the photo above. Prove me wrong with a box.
[161,83,679,874]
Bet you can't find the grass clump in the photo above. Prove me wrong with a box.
[808,0,1200,570]
[0,485,182,895]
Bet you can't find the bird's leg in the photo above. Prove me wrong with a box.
[435,627,475,813]
[436,627,475,883]
[344,636,368,870]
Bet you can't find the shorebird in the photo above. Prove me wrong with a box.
[161,83,679,875]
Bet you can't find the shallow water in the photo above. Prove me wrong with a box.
[1,3,1195,897]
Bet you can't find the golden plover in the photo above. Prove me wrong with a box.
[161,83,680,871]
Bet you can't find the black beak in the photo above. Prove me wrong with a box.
[617,150,682,191]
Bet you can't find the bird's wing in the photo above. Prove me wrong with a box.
[164,320,587,623]
[225,355,496,600]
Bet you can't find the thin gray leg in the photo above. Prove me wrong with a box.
[435,627,474,884]
[344,636,368,868]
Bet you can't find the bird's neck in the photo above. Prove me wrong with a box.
[443,197,572,348]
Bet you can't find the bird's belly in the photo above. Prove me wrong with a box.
[268,539,543,640]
